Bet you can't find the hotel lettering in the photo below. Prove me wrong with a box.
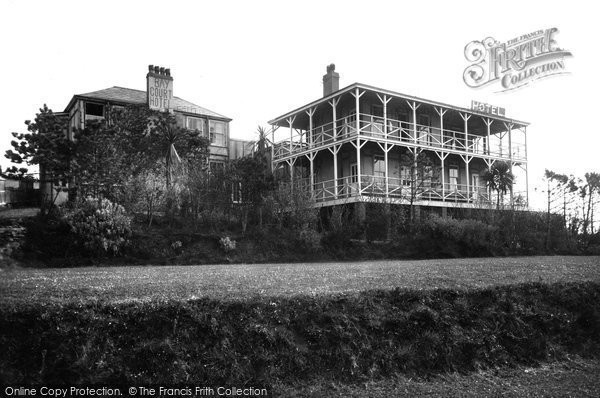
[148,76,173,110]
[146,65,174,111]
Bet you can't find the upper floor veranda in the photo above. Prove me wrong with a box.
[268,83,528,165]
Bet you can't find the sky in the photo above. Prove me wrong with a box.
[0,0,597,210]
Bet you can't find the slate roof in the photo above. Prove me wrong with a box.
[68,86,231,120]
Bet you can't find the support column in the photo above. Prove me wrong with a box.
[352,88,365,193]
[459,112,472,153]
[377,94,391,139]
[435,151,449,202]
[270,124,277,172]
[407,100,421,145]
[329,97,340,141]
[377,142,392,198]
[329,145,341,199]
[307,152,316,197]
[483,118,492,155]
[287,116,296,155]
[378,94,392,199]
[461,155,473,201]
[306,108,316,149]
[524,126,529,207]
[407,101,421,198]
[435,107,447,148]
[505,122,514,206]
[385,144,389,197]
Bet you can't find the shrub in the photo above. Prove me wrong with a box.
[219,236,237,253]
[416,215,500,257]
[22,209,76,261]
[65,197,132,256]
[296,227,322,251]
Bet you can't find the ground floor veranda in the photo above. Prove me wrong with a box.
[274,141,528,210]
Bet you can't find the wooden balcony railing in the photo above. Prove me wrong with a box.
[273,113,526,162]
[279,175,528,209]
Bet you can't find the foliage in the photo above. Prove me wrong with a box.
[4,105,74,206]
[71,121,128,200]
[65,197,132,256]
[399,150,439,227]
[416,214,500,257]
[269,184,318,231]
[219,236,237,253]
[1,281,599,385]
[482,161,514,209]
[231,153,276,231]
[20,209,76,262]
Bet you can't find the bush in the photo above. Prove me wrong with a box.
[22,209,77,261]
[415,215,500,257]
[219,236,237,253]
[1,282,599,385]
[65,197,132,256]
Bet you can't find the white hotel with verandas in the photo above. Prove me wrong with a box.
[268,65,529,213]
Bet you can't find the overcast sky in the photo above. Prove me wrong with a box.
[1,0,597,210]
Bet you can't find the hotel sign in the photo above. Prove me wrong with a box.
[147,65,173,111]
[471,100,505,117]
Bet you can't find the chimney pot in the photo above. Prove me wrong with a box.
[159,67,165,75]
[149,65,154,72]
[154,66,160,74]
[165,68,171,76]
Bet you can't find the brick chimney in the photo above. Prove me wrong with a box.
[322,64,339,97]
[147,65,174,111]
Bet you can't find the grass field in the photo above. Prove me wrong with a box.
[1,256,598,305]
[279,358,600,397]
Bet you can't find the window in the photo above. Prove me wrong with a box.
[423,165,433,189]
[418,114,430,144]
[373,156,385,185]
[400,166,411,187]
[209,161,225,173]
[449,166,459,191]
[186,116,205,135]
[85,102,104,117]
[209,120,227,146]
[350,163,358,184]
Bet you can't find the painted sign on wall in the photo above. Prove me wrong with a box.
[148,74,173,111]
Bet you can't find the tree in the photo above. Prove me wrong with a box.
[482,161,514,209]
[109,106,210,190]
[399,149,439,228]
[583,172,600,236]
[71,120,130,201]
[232,153,275,232]
[4,105,74,208]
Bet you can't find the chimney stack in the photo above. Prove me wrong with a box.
[322,64,339,97]
[147,64,174,112]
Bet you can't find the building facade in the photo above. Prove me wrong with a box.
[268,65,529,211]
[63,65,236,166]
[46,65,252,203]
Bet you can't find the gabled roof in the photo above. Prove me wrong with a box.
[65,86,231,121]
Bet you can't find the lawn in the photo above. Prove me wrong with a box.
[1,255,598,305]
[279,358,600,397]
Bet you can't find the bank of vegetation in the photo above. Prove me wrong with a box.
[1,281,599,387]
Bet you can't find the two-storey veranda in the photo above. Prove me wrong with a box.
[268,82,529,211]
